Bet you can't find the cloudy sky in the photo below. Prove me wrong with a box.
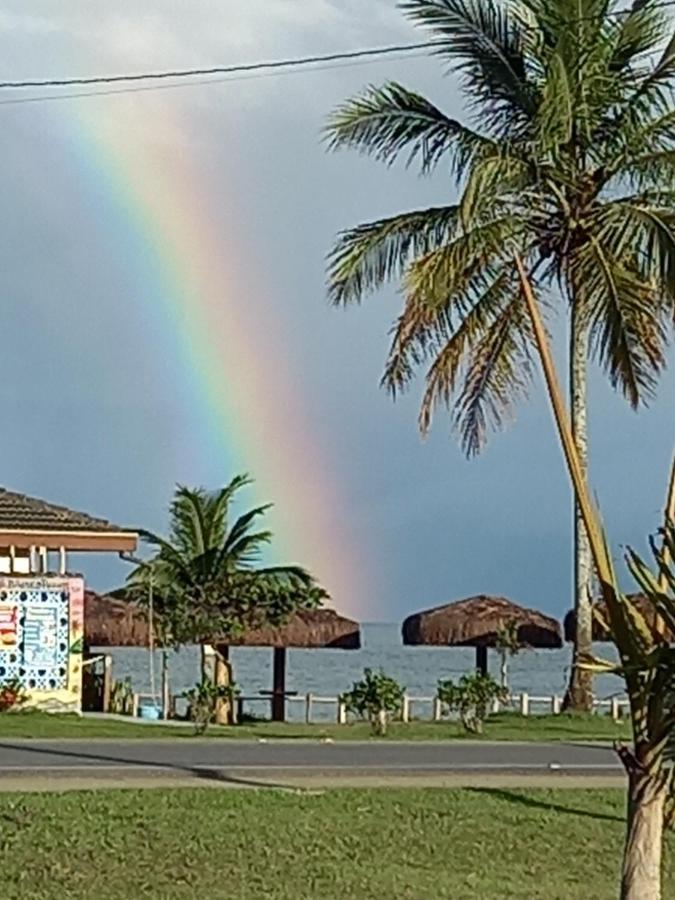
[0,0,672,622]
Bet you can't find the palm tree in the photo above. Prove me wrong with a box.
[326,0,675,711]
[128,476,318,722]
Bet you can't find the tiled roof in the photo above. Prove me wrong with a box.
[0,488,134,534]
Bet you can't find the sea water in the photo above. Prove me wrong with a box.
[98,623,623,722]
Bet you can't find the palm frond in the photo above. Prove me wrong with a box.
[569,226,667,407]
[401,0,536,132]
[327,205,459,305]
[452,288,534,456]
[326,81,491,177]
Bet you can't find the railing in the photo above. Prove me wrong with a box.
[227,690,631,725]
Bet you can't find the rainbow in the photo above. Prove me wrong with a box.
[57,96,372,620]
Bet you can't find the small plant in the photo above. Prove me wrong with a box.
[0,677,28,713]
[184,680,240,735]
[494,620,524,691]
[109,677,134,716]
[340,668,404,736]
[437,673,507,735]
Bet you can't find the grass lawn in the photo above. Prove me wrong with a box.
[0,709,632,741]
[0,787,669,899]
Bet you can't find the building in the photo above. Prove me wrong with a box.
[0,489,137,712]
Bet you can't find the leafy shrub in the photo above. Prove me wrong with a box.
[437,672,507,734]
[184,680,240,734]
[109,677,134,716]
[0,677,28,712]
[341,668,404,735]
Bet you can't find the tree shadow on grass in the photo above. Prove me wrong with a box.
[466,787,624,823]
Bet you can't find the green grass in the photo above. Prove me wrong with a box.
[0,710,632,741]
[0,787,669,899]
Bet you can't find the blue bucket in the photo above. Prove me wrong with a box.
[138,704,162,720]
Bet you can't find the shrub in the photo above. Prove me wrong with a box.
[0,677,28,712]
[184,680,239,734]
[341,668,404,735]
[109,677,134,716]
[437,672,507,734]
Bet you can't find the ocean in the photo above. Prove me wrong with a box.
[99,622,623,721]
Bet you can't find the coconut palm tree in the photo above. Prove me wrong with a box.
[128,476,319,722]
[326,0,675,710]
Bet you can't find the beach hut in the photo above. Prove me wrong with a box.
[223,608,361,722]
[563,593,674,643]
[402,594,563,675]
[85,594,361,722]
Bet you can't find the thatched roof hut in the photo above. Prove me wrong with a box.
[402,595,563,673]
[84,590,153,648]
[227,608,360,650]
[564,593,673,643]
[84,591,360,722]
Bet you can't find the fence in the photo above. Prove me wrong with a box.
[226,690,630,725]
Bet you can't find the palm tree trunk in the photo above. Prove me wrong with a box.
[621,767,667,900]
[200,644,210,684]
[213,644,232,726]
[564,307,594,712]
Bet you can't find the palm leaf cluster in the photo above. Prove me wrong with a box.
[327,0,675,454]
[127,476,324,645]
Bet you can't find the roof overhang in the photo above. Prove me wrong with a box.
[0,530,138,552]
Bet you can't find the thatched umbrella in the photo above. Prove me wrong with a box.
[84,593,360,722]
[564,593,674,643]
[84,590,153,648]
[402,595,563,674]
[225,608,361,721]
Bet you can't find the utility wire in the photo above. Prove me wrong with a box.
[0,42,436,90]
[0,50,433,107]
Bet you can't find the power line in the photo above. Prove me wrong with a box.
[0,42,436,90]
[0,50,433,107]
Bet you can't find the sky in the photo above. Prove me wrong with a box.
[0,0,673,623]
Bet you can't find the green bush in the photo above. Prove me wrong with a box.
[184,680,239,734]
[437,672,507,734]
[341,668,404,735]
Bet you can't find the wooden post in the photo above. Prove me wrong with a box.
[520,692,530,716]
[102,655,113,713]
[611,697,620,721]
[305,692,313,725]
[58,546,67,575]
[401,693,410,723]
[552,695,562,715]
[272,647,286,723]
[475,645,488,675]
[337,699,347,725]
[131,693,139,718]
[161,650,170,720]
[433,696,443,721]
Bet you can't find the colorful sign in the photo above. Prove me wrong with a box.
[22,606,59,667]
[0,577,84,712]
[0,604,17,649]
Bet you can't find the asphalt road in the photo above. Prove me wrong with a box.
[0,739,624,790]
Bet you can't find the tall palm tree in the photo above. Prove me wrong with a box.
[128,476,318,720]
[326,0,675,710]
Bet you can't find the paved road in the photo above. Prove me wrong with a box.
[0,739,624,789]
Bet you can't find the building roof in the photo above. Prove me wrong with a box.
[0,489,138,552]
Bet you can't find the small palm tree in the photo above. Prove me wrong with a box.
[128,476,318,722]
[326,0,675,711]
